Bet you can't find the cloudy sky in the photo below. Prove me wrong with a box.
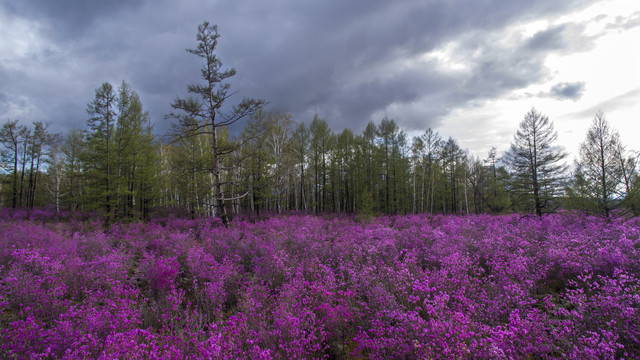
[1,0,638,159]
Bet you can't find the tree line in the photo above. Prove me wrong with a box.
[1,22,639,223]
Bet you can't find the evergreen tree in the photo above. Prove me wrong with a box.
[504,108,567,216]
[441,137,466,213]
[85,82,117,224]
[61,129,85,212]
[484,148,511,213]
[114,81,158,219]
[361,122,380,210]
[167,21,264,226]
[335,128,356,213]
[574,111,622,217]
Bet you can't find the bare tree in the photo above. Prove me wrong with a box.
[26,121,56,209]
[0,120,27,208]
[614,142,638,215]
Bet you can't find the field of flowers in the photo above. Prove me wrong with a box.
[0,208,638,359]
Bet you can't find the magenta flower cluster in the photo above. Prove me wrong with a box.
[0,209,638,359]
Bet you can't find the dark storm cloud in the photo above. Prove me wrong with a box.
[215,0,603,132]
[0,0,604,136]
[0,92,13,116]
[3,0,145,39]
[0,92,7,108]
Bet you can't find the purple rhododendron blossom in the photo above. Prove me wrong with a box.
[0,210,638,359]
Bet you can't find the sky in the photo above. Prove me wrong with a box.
[1,0,638,160]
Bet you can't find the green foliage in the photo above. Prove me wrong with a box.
[504,108,568,216]
[564,112,638,217]
[241,109,274,215]
[60,129,85,212]
[571,111,622,217]
[488,167,512,213]
[356,188,376,222]
[627,175,640,216]
[309,115,332,213]
[81,81,159,221]
[167,21,265,226]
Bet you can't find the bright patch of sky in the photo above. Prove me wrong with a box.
[437,0,640,159]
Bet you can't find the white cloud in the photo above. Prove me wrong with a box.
[437,0,640,159]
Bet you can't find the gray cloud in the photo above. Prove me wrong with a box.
[607,12,640,31]
[2,0,145,39]
[527,25,569,50]
[0,0,610,137]
[540,82,587,101]
[224,0,603,132]
[526,22,597,54]
[566,88,640,119]
[0,92,7,112]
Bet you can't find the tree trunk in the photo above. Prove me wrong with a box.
[12,142,18,208]
[19,144,27,207]
[27,142,35,208]
[599,135,609,217]
[31,150,41,209]
[212,124,228,226]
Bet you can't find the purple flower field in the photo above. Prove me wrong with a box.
[1,210,639,359]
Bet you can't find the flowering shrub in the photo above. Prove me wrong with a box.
[0,210,639,359]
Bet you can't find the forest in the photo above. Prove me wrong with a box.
[1,21,640,359]
[0,22,638,224]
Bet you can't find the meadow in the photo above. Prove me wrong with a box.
[0,209,638,359]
